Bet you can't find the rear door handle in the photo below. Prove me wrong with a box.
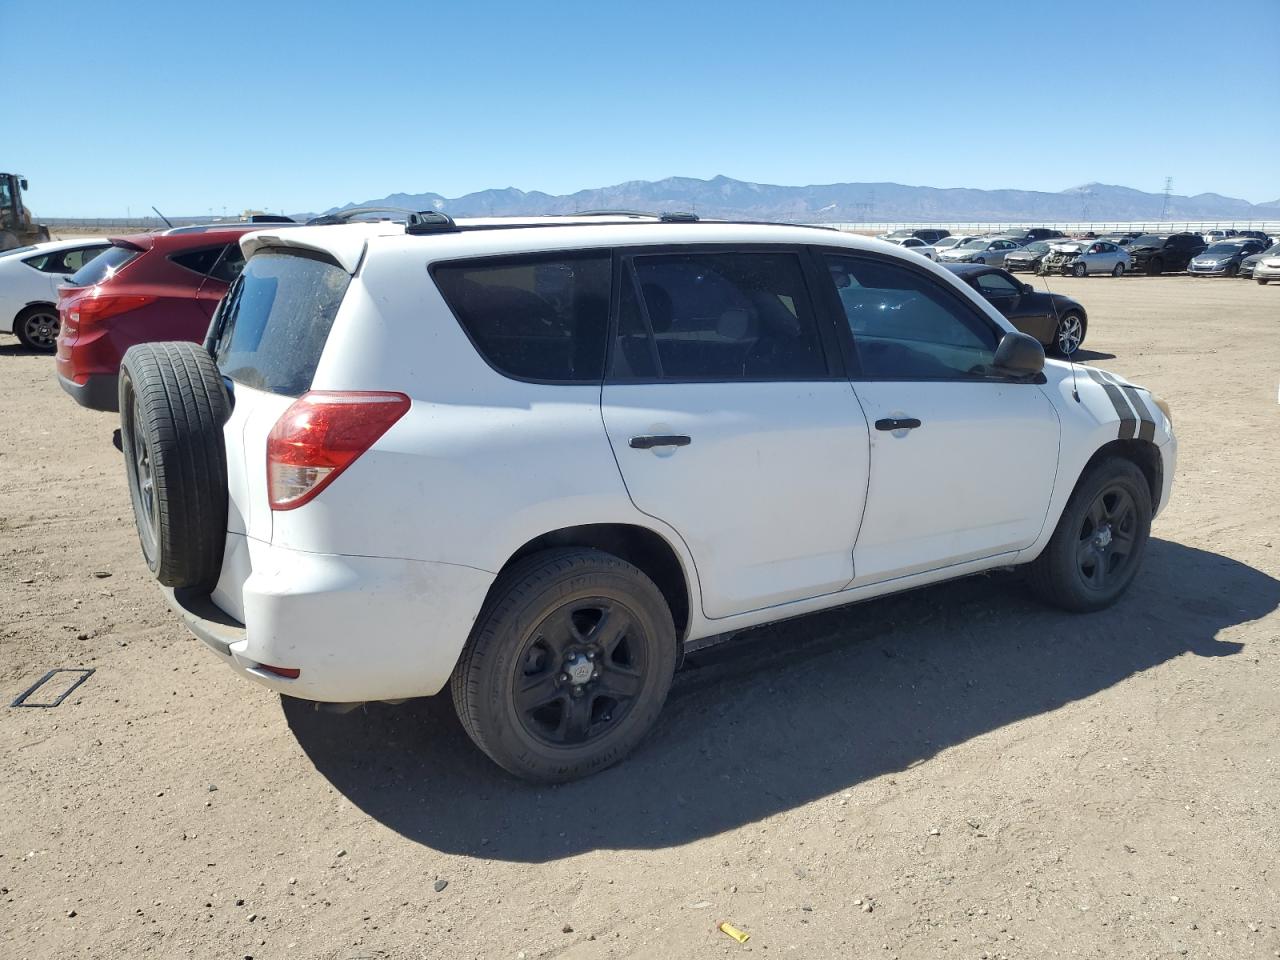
[629,434,692,449]
[874,417,921,431]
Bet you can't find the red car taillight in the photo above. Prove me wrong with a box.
[266,391,411,511]
[68,293,157,327]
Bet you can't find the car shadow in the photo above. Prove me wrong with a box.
[283,539,1276,863]
[0,341,52,357]
[1071,348,1115,362]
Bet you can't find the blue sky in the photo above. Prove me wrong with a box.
[11,0,1279,216]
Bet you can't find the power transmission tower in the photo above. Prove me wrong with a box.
[1160,177,1173,220]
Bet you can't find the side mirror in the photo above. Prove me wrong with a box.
[993,331,1045,378]
[1021,283,1034,295]
[19,178,28,191]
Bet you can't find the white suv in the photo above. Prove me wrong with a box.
[117,211,1176,782]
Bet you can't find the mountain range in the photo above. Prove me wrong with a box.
[331,175,1280,223]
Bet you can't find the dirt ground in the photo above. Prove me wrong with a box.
[2,275,1278,960]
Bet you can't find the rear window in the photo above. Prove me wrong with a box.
[212,250,351,396]
[432,253,611,382]
[68,244,140,286]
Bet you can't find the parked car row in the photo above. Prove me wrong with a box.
[877,226,1280,279]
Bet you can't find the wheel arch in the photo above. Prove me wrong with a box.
[495,523,693,640]
[15,299,58,322]
[1079,438,1163,513]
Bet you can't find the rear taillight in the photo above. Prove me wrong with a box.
[68,292,157,327]
[266,391,410,511]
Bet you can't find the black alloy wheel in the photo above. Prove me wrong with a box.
[1074,484,1139,593]
[14,306,60,352]
[513,599,648,747]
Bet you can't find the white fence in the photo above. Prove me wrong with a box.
[817,220,1280,235]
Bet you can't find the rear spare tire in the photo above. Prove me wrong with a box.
[118,342,230,591]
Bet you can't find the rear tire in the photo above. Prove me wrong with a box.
[13,304,60,352]
[451,548,677,782]
[1053,310,1086,356]
[118,342,230,591]
[1026,457,1152,612]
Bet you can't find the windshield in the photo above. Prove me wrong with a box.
[1131,234,1168,247]
[0,244,38,258]
[214,250,351,397]
[1021,242,1050,254]
[1204,242,1245,256]
[958,239,988,249]
[67,244,141,286]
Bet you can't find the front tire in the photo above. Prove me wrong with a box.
[1111,262,1125,277]
[1145,257,1163,276]
[13,305,60,352]
[1071,261,1087,277]
[1259,278,1270,285]
[1026,457,1152,612]
[451,548,678,782]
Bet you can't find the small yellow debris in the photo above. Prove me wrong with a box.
[718,920,750,944]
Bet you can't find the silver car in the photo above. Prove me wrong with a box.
[937,236,1022,266]
[1041,239,1132,277]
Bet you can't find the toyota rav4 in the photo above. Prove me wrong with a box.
[117,212,1177,782]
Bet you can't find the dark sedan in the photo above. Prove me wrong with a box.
[1188,238,1268,277]
[1003,240,1052,273]
[944,263,1089,356]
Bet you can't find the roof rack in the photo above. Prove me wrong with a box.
[306,206,418,226]
[562,210,661,219]
[405,210,459,235]
[659,211,699,222]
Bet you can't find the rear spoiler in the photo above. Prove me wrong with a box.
[240,231,367,274]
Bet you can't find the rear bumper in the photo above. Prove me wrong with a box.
[57,371,119,412]
[169,537,496,703]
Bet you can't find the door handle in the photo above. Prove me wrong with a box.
[874,417,921,432]
[629,434,691,449]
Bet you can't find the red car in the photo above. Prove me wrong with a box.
[55,225,267,411]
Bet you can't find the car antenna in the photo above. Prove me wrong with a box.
[1035,255,1081,403]
[151,206,173,228]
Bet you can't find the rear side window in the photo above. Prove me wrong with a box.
[68,244,140,286]
[613,251,828,381]
[171,245,229,278]
[213,250,351,396]
[433,254,611,382]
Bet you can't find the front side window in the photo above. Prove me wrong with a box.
[67,244,140,286]
[433,253,611,383]
[824,253,999,380]
[612,250,828,381]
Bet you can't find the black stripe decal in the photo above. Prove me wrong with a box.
[1120,386,1157,442]
[1085,368,1138,438]
[1095,369,1156,443]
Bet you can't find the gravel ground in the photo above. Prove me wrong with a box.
[2,275,1278,960]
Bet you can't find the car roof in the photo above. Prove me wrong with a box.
[941,263,1002,278]
[1,236,113,258]
[243,218,865,274]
